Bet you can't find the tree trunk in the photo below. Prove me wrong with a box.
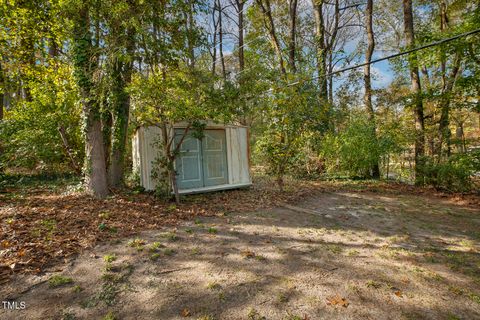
[256,0,287,76]
[212,1,219,75]
[218,0,227,80]
[72,4,108,198]
[312,0,328,100]
[0,62,4,122]
[108,27,135,188]
[364,0,380,179]
[237,0,245,73]
[288,0,298,73]
[186,0,196,70]
[402,0,425,185]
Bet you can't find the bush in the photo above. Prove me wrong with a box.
[319,116,398,178]
[422,151,480,192]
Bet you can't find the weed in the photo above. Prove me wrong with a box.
[277,292,289,303]
[163,232,178,241]
[102,311,116,320]
[324,244,343,254]
[218,292,226,302]
[185,228,193,234]
[208,227,218,234]
[284,312,306,320]
[62,312,76,320]
[103,254,117,264]
[150,253,161,261]
[448,286,464,295]
[206,281,221,290]
[347,249,359,256]
[164,248,176,256]
[366,280,381,289]
[98,211,110,219]
[248,308,266,320]
[149,242,164,252]
[190,247,201,255]
[72,285,83,293]
[255,254,267,261]
[127,238,146,250]
[468,292,480,305]
[48,275,73,288]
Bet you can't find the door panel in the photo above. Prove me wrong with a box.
[174,130,203,189]
[202,130,228,187]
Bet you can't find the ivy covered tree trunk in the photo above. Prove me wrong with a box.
[107,21,135,187]
[72,4,108,198]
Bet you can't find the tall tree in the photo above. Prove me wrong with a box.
[364,0,380,178]
[104,1,138,188]
[256,0,287,76]
[288,0,298,73]
[403,0,425,184]
[312,0,328,100]
[71,3,109,198]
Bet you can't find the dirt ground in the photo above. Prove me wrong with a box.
[1,189,479,320]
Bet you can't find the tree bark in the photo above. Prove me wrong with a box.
[0,62,4,122]
[312,0,328,100]
[211,1,219,75]
[256,0,287,76]
[72,4,109,198]
[402,0,425,185]
[437,51,461,159]
[218,0,227,80]
[288,0,298,73]
[237,0,245,73]
[186,0,196,70]
[364,0,380,179]
[108,26,136,188]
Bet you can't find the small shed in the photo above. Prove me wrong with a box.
[132,122,251,194]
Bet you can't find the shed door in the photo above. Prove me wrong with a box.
[174,131,204,190]
[174,129,228,190]
[202,130,228,187]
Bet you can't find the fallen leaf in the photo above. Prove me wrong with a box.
[241,250,256,258]
[181,308,190,317]
[326,295,349,308]
[394,290,403,297]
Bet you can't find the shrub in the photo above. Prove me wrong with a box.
[320,116,398,178]
[422,151,480,192]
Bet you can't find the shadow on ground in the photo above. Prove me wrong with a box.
[1,190,479,320]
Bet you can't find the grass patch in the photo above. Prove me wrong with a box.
[48,275,73,288]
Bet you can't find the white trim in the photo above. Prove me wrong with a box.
[177,182,252,194]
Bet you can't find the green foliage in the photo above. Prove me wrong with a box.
[48,275,73,288]
[422,151,480,192]
[0,64,83,171]
[320,116,399,178]
[254,85,322,187]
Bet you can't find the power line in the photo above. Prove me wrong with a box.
[247,28,480,96]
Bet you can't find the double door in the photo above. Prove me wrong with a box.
[174,129,228,190]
